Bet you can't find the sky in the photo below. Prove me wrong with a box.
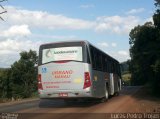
[0,0,156,67]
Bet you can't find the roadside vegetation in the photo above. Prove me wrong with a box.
[129,0,160,96]
[0,50,38,103]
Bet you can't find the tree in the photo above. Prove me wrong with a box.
[129,0,160,95]
[154,0,160,7]
[10,50,38,99]
[129,22,156,85]
[0,68,11,99]
[152,0,160,95]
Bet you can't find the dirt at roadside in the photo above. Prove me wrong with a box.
[126,87,160,113]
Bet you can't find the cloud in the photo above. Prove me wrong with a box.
[2,6,147,35]
[80,4,94,9]
[0,54,19,68]
[0,24,34,58]
[126,8,145,15]
[0,24,31,37]
[0,24,42,67]
[118,50,128,56]
[0,39,42,55]
[107,50,130,62]
[117,50,130,62]
[6,6,95,30]
[98,42,109,47]
[111,43,117,47]
[0,38,43,67]
[95,15,141,34]
[145,17,153,23]
[98,42,117,48]
[32,34,76,40]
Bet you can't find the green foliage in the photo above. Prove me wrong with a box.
[121,60,131,75]
[129,22,156,85]
[129,0,160,95]
[0,50,38,100]
[10,50,38,99]
[0,69,11,98]
[155,0,160,7]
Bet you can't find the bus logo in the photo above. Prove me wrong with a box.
[42,67,47,73]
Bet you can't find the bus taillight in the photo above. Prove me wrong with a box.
[38,74,43,90]
[83,72,91,89]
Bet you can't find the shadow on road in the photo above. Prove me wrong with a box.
[39,99,100,108]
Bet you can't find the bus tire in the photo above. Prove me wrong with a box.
[105,85,109,100]
[101,84,109,102]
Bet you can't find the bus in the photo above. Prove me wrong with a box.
[38,40,121,102]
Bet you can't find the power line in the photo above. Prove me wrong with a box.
[0,0,7,21]
[0,0,7,3]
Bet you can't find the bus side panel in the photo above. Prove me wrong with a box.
[109,73,120,95]
[91,70,105,98]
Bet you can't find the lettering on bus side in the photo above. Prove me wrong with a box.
[52,70,73,79]
[43,81,71,89]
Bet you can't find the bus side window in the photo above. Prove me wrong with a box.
[115,63,117,74]
[97,53,102,71]
[94,50,98,69]
[111,61,114,73]
[113,62,116,73]
[87,47,91,64]
[103,55,106,72]
[90,46,96,69]
[109,60,113,73]
[106,59,108,72]
[116,63,119,75]
[102,55,105,72]
[107,59,110,73]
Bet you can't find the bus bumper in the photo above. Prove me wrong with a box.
[38,87,93,99]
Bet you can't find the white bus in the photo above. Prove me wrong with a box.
[38,41,121,102]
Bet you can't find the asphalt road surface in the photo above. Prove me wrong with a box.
[1,86,158,119]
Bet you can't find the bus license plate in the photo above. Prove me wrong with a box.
[59,93,68,97]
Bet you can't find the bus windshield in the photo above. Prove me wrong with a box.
[42,46,83,64]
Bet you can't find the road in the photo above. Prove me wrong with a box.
[0,86,159,119]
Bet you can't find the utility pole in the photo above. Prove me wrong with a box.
[0,0,7,21]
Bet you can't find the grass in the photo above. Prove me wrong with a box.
[0,91,39,104]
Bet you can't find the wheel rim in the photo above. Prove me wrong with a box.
[105,88,108,99]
